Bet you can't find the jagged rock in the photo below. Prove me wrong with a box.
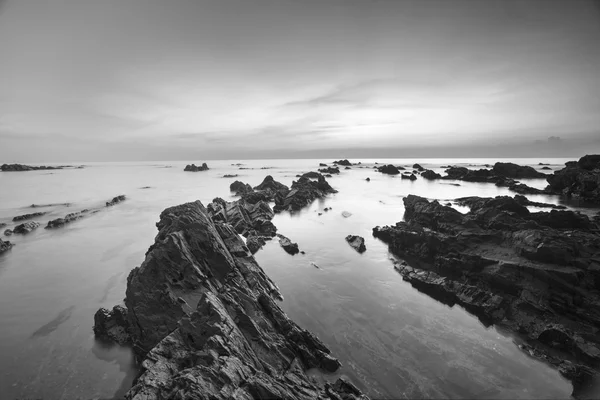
[253,175,289,198]
[184,163,209,172]
[318,166,340,174]
[277,233,299,255]
[377,164,400,175]
[94,201,367,399]
[223,174,238,178]
[345,235,366,253]
[373,194,600,395]
[412,163,425,171]
[0,238,13,254]
[401,173,417,181]
[333,159,352,166]
[93,305,131,345]
[273,173,336,213]
[13,212,46,221]
[13,221,40,234]
[46,210,91,228]
[230,180,253,195]
[1,163,62,172]
[546,155,600,204]
[106,195,126,207]
[421,170,441,180]
[207,197,276,238]
[493,162,546,179]
[245,231,267,254]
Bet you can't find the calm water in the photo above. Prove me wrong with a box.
[0,158,593,399]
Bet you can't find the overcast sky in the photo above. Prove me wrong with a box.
[1,0,599,161]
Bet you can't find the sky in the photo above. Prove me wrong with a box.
[1,0,600,162]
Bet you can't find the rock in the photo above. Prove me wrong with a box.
[140,186,152,189]
[277,233,299,255]
[273,173,337,213]
[245,231,267,254]
[513,194,566,209]
[318,166,340,174]
[4,229,13,236]
[222,174,238,178]
[442,166,549,195]
[401,173,417,181]
[377,164,400,175]
[0,238,13,254]
[492,162,546,179]
[94,201,367,399]
[345,235,366,253]
[207,197,276,238]
[30,202,71,208]
[93,305,131,345]
[46,210,90,228]
[229,180,253,195]
[106,195,126,207]
[413,163,425,171]
[345,166,352,170]
[421,170,441,180]
[319,163,327,167]
[13,212,46,221]
[341,211,352,218]
[12,221,40,234]
[253,175,289,197]
[373,194,600,393]
[366,177,370,181]
[546,155,600,204]
[333,159,352,166]
[183,163,209,172]
[1,163,62,172]
[541,167,552,170]
[0,223,5,228]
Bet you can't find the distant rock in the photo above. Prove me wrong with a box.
[106,195,126,207]
[318,166,340,174]
[277,233,300,255]
[345,235,366,253]
[319,163,327,167]
[341,211,352,218]
[4,229,13,236]
[333,159,352,166]
[0,238,13,254]
[366,177,370,182]
[254,175,289,197]
[139,186,152,189]
[222,174,238,178]
[377,164,400,175]
[183,163,209,172]
[30,202,71,208]
[46,210,91,229]
[1,163,62,172]
[541,167,552,170]
[13,221,40,234]
[13,212,46,221]
[229,180,253,196]
[401,173,417,181]
[412,163,425,171]
[421,170,441,180]
[345,166,351,170]
[492,162,546,179]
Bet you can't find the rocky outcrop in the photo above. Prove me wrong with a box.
[421,170,441,180]
[492,162,546,179]
[546,155,600,204]
[13,212,46,221]
[345,235,366,253]
[373,194,600,396]
[46,210,91,228]
[208,197,276,238]
[277,233,300,255]
[253,175,289,198]
[230,180,253,196]
[412,163,424,172]
[377,164,400,175]
[93,305,131,345]
[318,166,340,174]
[1,163,62,172]
[455,195,566,212]
[273,173,337,213]
[442,166,548,195]
[184,163,209,172]
[401,173,417,181]
[13,221,40,234]
[0,238,13,254]
[106,195,126,207]
[333,159,352,166]
[93,201,366,399]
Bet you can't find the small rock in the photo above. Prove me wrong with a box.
[345,235,366,253]
[342,211,352,218]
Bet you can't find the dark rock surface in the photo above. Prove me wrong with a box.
[4,229,12,236]
[184,162,209,172]
[373,194,600,396]
[93,201,366,399]
[277,233,300,255]
[253,175,289,198]
[13,221,40,234]
[541,166,552,170]
[208,196,276,238]
[377,164,400,175]
[93,305,131,345]
[318,166,340,174]
[493,162,546,179]
[421,170,441,180]
[1,163,62,172]
[13,212,46,221]
[0,238,13,254]
[230,180,253,196]
[442,166,548,195]
[345,235,366,253]
[366,177,370,182]
[401,173,417,181]
[546,155,600,204]
[46,210,91,229]
[106,195,126,207]
[273,173,337,213]
[333,159,352,166]
[412,163,425,171]
[223,174,238,178]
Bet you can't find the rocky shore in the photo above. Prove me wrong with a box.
[1,163,63,172]
[373,194,600,398]
[94,200,368,399]
[184,163,209,172]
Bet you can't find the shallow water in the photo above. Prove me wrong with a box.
[0,158,592,399]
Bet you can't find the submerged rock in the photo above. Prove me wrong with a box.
[373,194,600,395]
[13,212,46,221]
[13,221,40,234]
[277,233,300,255]
[46,210,91,229]
[345,235,366,253]
[0,238,13,254]
[93,201,366,399]
[106,195,126,207]
[184,163,209,172]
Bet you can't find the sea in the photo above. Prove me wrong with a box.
[0,157,597,400]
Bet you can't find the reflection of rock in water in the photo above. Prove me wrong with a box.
[30,305,75,338]
[99,272,124,302]
[91,339,137,400]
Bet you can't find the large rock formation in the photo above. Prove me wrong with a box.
[1,163,62,172]
[46,210,90,228]
[546,155,600,204]
[333,159,352,166]
[13,212,46,221]
[273,173,337,213]
[94,201,368,400]
[318,166,340,174]
[0,238,13,254]
[184,163,209,172]
[376,165,400,175]
[373,194,600,397]
[13,221,40,234]
[492,162,546,179]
